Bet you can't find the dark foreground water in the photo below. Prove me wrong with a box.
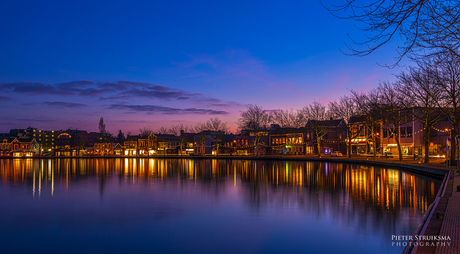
[0,159,441,254]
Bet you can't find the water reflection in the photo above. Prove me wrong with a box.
[0,158,440,254]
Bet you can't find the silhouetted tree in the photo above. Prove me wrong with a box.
[378,81,407,161]
[98,117,106,134]
[193,122,209,155]
[139,126,153,136]
[396,65,443,163]
[238,105,271,156]
[169,124,192,136]
[324,0,460,66]
[272,108,307,128]
[304,101,332,157]
[428,54,460,165]
[329,95,361,158]
[117,130,125,143]
[157,126,171,135]
[351,90,383,159]
[205,117,229,133]
[205,117,228,156]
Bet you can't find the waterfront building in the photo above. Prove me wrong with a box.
[11,137,37,157]
[178,130,195,155]
[94,142,113,156]
[347,115,379,155]
[236,131,251,155]
[249,130,269,155]
[305,119,347,155]
[379,109,454,158]
[157,134,178,155]
[124,135,138,156]
[54,130,97,156]
[269,127,305,155]
[54,132,78,156]
[136,132,158,156]
[221,134,237,155]
[9,127,59,155]
[113,143,123,156]
[0,137,14,156]
[193,130,217,155]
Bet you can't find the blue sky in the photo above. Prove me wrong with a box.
[0,0,407,133]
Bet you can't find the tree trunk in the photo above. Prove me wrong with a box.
[424,126,430,163]
[395,134,402,161]
[347,128,352,158]
[317,137,321,157]
[348,140,351,158]
[372,134,376,159]
[254,135,259,157]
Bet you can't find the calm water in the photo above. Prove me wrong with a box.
[0,159,441,254]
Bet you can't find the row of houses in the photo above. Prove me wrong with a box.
[0,113,454,157]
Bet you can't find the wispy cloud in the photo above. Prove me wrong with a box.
[12,117,57,123]
[108,104,228,115]
[43,101,87,108]
[0,82,73,95]
[0,80,228,105]
[115,85,202,101]
[0,96,14,102]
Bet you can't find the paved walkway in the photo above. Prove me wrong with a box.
[435,172,460,254]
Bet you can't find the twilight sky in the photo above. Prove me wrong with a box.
[0,0,408,134]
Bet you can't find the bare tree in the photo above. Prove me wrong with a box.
[139,126,153,136]
[351,90,382,159]
[192,122,207,133]
[378,81,407,161]
[237,105,271,156]
[205,117,229,133]
[304,101,332,157]
[167,124,192,156]
[396,65,443,163]
[157,126,170,135]
[193,122,209,155]
[204,118,229,156]
[329,95,361,157]
[323,0,460,66]
[272,108,308,128]
[169,124,192,136]
[428,54,460,165]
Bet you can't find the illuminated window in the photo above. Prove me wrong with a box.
[407,127,413,137]
[400,127,406,138]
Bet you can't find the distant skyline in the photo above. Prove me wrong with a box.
[0,0,408,134]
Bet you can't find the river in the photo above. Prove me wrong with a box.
[0,158,441,253]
